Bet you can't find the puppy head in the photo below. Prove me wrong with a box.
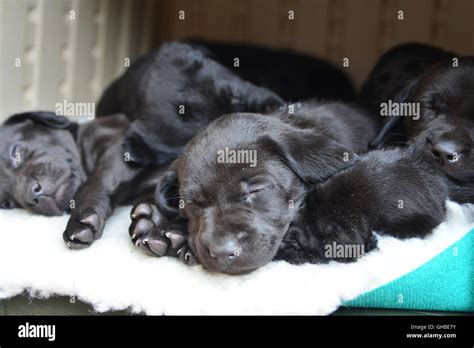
[0,112,85,216]
[156,113,356,274]
[412,58,474,181]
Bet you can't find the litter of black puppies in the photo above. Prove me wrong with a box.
[1,41,472,273]
[0,41,354,249]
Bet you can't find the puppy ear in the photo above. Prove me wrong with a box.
[265,132,358,185]
[4,111,78,137]
[122,120,180,166]
[369,79,418,148]
[154,162,180,218]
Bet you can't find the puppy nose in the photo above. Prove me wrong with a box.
[431,141,461,164]
[209,240,241,260]
[27,181,44,205]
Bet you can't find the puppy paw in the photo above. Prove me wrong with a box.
[133,219,187,257]
[129,203,198,265]
[129,203,168,243]
[131,212,198,266]
[63,212,104,249]
[133,226,171,257]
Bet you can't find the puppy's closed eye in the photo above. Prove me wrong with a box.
[241,183,274,204]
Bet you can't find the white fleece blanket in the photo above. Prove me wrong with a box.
[0,201,473,315]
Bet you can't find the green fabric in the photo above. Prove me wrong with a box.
[345,229,474,312]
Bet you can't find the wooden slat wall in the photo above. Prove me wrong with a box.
[149,0,474,89]
[1,0,473,121]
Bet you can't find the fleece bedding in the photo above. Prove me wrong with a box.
[0,201,473,315]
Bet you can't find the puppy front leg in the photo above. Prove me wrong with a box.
[63,146,143,249]
[276,204,377,265]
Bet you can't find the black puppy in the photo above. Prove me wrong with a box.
[126,100,445,274]
[275,142,447,265]
[97,41,355,167]
[361,43,474,203]
[0,112,164,249]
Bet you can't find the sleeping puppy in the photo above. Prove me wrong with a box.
[0,112,165,249]
[125,100,444,274]
[97,41,355,167]
[361,43,474,203]
[128,102,447,273]
[274,142,447,265]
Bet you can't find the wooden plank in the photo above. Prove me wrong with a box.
[101,0,125,89]
[138,0,156,55]
[290,0,329,57]
[391,0,435,45]
[340,0,380,88]
[437,0,474,55]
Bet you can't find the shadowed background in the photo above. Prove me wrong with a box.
[1,0,473,120]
